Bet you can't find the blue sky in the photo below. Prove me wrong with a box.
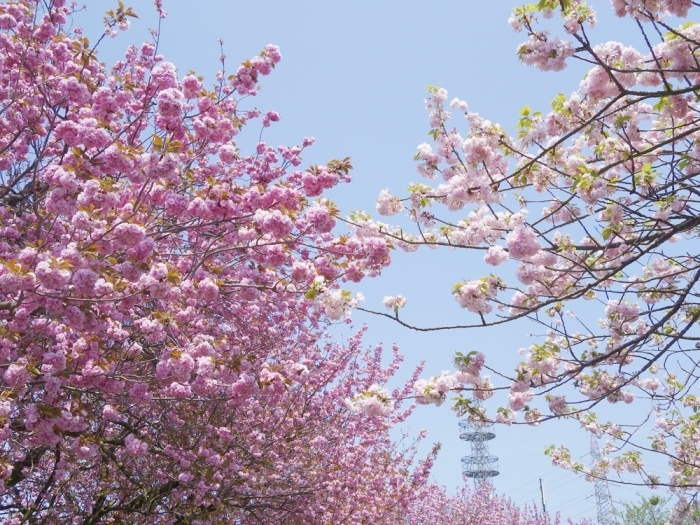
[81,1,669,520]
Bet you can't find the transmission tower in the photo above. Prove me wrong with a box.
[459,397,499,488]
[590,436,617,525]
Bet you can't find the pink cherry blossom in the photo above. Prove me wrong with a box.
[0,3,435,523]
[484,245,509,266]
[352,0,700,514]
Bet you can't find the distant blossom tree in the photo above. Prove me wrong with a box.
[0,1,435,523]
[344,0,700,521]
[404,484,593,525]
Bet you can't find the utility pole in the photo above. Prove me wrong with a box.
[540,478,547,515]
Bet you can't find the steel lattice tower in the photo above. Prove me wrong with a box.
[459,398,499,488]
[590,436,617,525]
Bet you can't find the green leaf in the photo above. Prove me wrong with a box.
[550,93,567,112]
[653,96,669,111]
[614,114,632,127]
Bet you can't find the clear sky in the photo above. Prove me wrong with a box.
[81,1,668,521]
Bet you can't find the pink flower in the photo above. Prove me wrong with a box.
[124,434,148,456]
[198,277,219,301]
[92,87,120,116]
[181,74,202,98]
[666,0,692,17]
[157,88,184,118]
[582,66,620,98]
[0,14,17,30]
[305,204,336,233]
[254,209,293,238]
[151,62,178,90]
[71,268,99,294]
[462,136,493,163]
[548,395,569,415]
[112,223,146,248]
[102,405,122,422]
[301,168,339,197]
[452,277,502,314]
[483,245,509,266]
[518,34,574,71]
[383,295,408,310]
[262,110,280,127]
[505,226,541,260]
[218,144,237,164]
[3,362,29,387]
[376,189,404,216]
[361,237,390,267]
[79,119,111,149]
[345,384,394,416]
[59,77,90,104]
[290,261,313,282]
[0,399,12,417]
[34,260,71,290]
[264,44,282,63]
[455,351,485,376]
[508,387,534,411]
[638,377,660,391]
[54,120,81,145]
[128,383,151,402]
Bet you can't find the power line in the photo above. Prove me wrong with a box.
[569,503,599,519]
[504,450,590,497]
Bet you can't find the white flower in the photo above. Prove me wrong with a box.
[345,384,393,417]
[382,295,408,310]
[376,189,404,216]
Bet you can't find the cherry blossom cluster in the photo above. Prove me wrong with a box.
[0,2,432,523]
[353,0,700,514]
